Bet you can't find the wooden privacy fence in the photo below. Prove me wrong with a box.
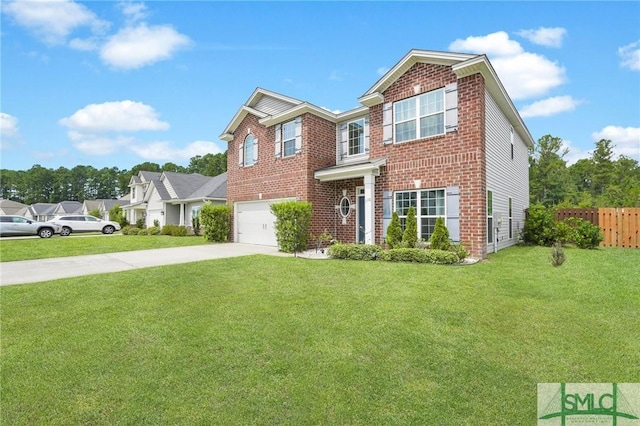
[556,208,640,248]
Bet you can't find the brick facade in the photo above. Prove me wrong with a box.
[223,51,530,259]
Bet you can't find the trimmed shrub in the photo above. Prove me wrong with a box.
[572,218,604,249]
[200,203,231,242]
[138,228,150,236]
[271,201,312,253]
[386,212,403,249]
[136,218,145,229]
[328,243,383,261]
[430,217,450,251]
[146,226,161,236]
[523,203,557,246]
[379,248,459,264]
[550,241,566,267]
[121,226,138,235]
[161,224,188,237]
[553,220,576,245]
[153,219,160,228]
[402,206,418,248]
[450,243,468,261]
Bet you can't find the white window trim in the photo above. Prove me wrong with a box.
[508,197,513,240]
[393,88,445,144]
[244,135,255,166]
[393,188,447,240]
[347,118,366,157]
[487,190,493,244]
[282,120,296,157]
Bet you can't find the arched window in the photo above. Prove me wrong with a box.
[244,134,255,166]
[339,196,351,218]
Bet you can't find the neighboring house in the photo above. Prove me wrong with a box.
[25,203,57,221]
[51,201,83,216]
[220,49,533,259]
[122,171,227,228]
[0,199,29,216]
[82,199,129,220]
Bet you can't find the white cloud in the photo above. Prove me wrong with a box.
[128,140,222,161]
[118,1,148,24]
[592,126,640,160]
[618,40,640,71]
[68,131,133,155]
[69,37,99,51]
[100,23,190,69]
[519,96,582,118]
[2,0,109,45]
[449,31,566,100]
[59,100,169,132]
[516,27,567,48]
[0,112,19,139]
[561,139,590,165]
[450,31,523,57]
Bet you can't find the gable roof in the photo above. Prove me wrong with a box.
[142,172,227,203]
[359,49,534,148]
[54,201,83,214]
[0,199,29,215]
[28,203,57,215]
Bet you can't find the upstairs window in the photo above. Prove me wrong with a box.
[394,89,444,143]
[239,134,258,167]
[348,118,365,156]
[275,117,302,158]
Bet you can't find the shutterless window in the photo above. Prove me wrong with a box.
[487,190,493,244]
[394,89,445,143]
[508,197,513,239]
[282,121,296,157]
[348,118,365,156]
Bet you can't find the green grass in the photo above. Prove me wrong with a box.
[1,246,639,424]
[0,235,209,262]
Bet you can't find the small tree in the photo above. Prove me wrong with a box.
[430,217,450,251]
[88,208,102,219]
[402,206,418,248]
[270,201,312,253]
[200,203,231,242]
[386,212,403,248]
[108,204,129,228]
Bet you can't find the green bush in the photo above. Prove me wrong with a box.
[153,219,160,228]
[386,212,403,249]
[523,203,557,246]
[121,226,138,235]
[572,218,604,249]
[138,228,150,236]
[449,243,468,261]
[200,203,231,242]
[88,208,102,219]
[430,217,450,251]
[378,248,459,264]
[271,201,312,253]
[402,206,418,248]
[109,204,129,228]
[161,224,188,237]
[327,243,383,261]
[136,218,145,229]
[553,220,576,245]
[146,226,161,236]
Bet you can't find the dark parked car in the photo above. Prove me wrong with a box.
[48,215,121,236]
[0,215,61,238]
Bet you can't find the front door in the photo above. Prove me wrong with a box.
[357,187,365,243]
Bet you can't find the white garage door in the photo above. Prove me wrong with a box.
[235,199,293,246]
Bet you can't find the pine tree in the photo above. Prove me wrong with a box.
[430,217,450,251]
[386,211,403,248]
[402,206,418,248]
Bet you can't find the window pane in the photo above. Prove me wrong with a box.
[283,139,295,157]
[395,120,416,143]
[348,119,364,155]
[395,191,417,216]
[420,113,444,137]
[420,217,437,240]
[283,122,295,140]
[244,135,254,166]
[419,90,443,116]
[394,99,416,122]
[420,189,445,216]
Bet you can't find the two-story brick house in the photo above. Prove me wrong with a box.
[220,49,533,258]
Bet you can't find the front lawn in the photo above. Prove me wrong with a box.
[1,246,638,424]
[0,235,209,262]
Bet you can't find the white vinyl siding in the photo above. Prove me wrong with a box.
[485,89,529,250]
[253,96,298,116]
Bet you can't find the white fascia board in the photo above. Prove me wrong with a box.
[453,55,535,148]
[361,49,475,98]
[259,103,338,127]
[219,106,268,141]
[358,92,384,107]
[314,158,387,182]
[336,106,369,122]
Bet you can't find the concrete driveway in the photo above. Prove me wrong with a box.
[1,243,284,286]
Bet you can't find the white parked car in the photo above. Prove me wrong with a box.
[49,215,121,236]
[0,215,62,238]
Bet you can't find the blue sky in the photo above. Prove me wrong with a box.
[1,1,639,172]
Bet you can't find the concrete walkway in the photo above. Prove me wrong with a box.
[1,243,285,286]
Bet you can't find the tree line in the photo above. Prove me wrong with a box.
[0,152,227,205]
[530,137,640,207]
[2,138,639,208]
